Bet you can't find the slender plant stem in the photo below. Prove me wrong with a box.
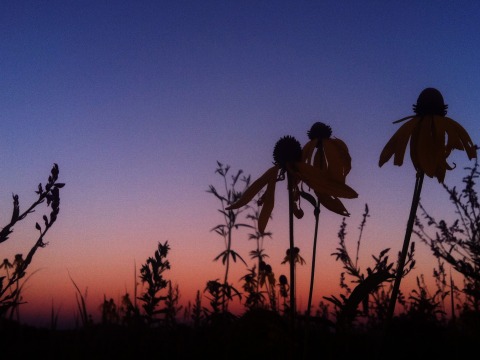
[287,173,296,328]
[134,260,137,310]
[304,205,320,360]
[256,239,261,298]
[222,225,232,312]
[450,270,456,323]
[387,171,424,321]
[306,205,320,316]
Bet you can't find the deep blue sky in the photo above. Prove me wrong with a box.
[1,1,479,327]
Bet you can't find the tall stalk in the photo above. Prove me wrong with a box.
[387,171,424,321]
[208,162,250,313]
[287,173,296,327]
[306,204,320,317]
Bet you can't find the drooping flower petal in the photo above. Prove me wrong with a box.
[293,163,358,199]
[409,119,421,172]
[432,116,449,182]
[435,161,448,183]
[301,139,317,164]
[379,118,419,167]
[323,138,352,182]
[416,115,437,178]
[442,117,477,160]
[226,166,278,210]
[258,175,277,234]
[315,193,350,216]
[312,145,325,170]
[441,118,464,152]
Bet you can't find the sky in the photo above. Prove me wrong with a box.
[1,0,479,329]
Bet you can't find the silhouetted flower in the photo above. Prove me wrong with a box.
[0,258,13,270]
[278,275,289,298]
[302,122,354,216]
[279,274,288,286]
[281,247,306,266]
[379,88,477,183]
[13,254,23,272]
[259,261,275,287]
[226,135,358,234]
[380,88,478,322]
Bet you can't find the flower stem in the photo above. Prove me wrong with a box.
[387,171,424,321]
[222,225,232,313]
[287,173,296,328]
[306,205,320,317]
[304,205,320,360]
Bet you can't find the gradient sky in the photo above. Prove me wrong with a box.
[1,1,479,328]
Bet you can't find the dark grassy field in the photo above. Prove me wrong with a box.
[2,309,479,360]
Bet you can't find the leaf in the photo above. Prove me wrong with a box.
[230,250,247,266]
[213,251,227,262]
[340,270,394,323]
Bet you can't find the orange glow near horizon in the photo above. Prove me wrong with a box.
[13,222,457,329]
